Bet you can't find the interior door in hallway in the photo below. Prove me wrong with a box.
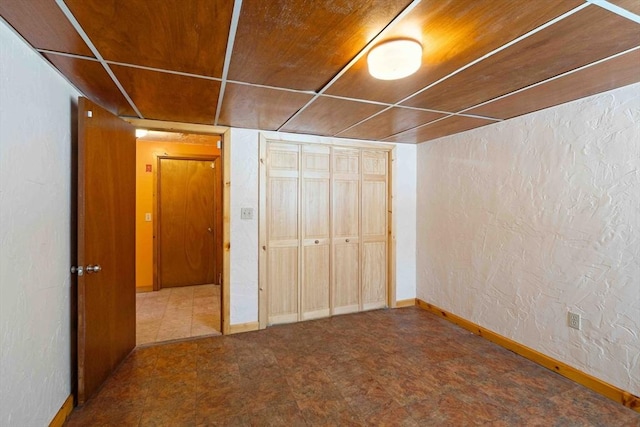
[76,97,136,404]
[158,157,221,288]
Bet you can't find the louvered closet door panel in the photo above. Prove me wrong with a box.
[267,143,300,324]
[301,145,331,320]
[361,150,388,311]
[332,148,360,315]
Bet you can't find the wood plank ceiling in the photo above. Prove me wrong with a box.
[1,1,639,144]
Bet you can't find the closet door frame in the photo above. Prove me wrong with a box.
[258,135,397,329]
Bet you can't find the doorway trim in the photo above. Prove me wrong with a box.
[154,154,222,291]
[125,118,231,335]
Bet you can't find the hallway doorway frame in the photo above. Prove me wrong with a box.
[127,118,231,335]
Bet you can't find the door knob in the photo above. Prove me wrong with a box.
[71,266,84,276]
[345,239,350,243]
[207,227,212,233]
[86,264,102,274]
[315,240,319,244]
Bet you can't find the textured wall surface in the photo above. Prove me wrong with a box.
[229,128,260,324]
[229,128,417,324]
[417,83,640,395]
[0,22,80,425]
[393,143,417,301]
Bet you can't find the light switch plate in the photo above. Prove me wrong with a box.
[241,208,254,220]
[145,213,152,222]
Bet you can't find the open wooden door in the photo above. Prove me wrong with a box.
[75,97,136,405]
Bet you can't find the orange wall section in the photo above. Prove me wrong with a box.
[136,139,221,289]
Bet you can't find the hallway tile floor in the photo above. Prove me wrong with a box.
[66,307,639,426]
[136,284,221,345]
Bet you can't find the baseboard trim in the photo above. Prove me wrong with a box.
[136,286,153,293]
[416,299,640,412]
[395,298,417,308]
[228,321,260,335]
[49,394,74,427]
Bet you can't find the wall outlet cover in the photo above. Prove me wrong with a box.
[241,208,254,220]
[568,312,581,330]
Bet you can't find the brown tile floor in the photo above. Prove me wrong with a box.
[136,284,221,345]
[66,307,640,426]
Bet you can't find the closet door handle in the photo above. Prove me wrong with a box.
[314,240,319,244]
[345,239,350,243]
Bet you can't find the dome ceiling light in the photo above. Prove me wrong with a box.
[367,39,423,81]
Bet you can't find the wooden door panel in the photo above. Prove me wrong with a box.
[269,143,299,171]
[159,158,216,287]
[303,179,330,238]
[333,242,359,315]
[333,148,360,175]
[362,150,387,176]
[268,178,298,240]
[301,245,330,320]
[333,179,359,238]
[303,149,330,172]
[212,156,223,287]
[77,97,136,404]
[362,241,387,310]
[268,246,299,324]
[267,143,300,324]
[362,180,386,237]
[301,145,330,320]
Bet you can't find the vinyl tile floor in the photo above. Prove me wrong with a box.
[66,307,639,426]
[136,284,221,345]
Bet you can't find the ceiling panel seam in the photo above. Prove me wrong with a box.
[457,45,640,115]
[36,49,99,62]
[378,44,640,143]
[381,114,455,142]
[276,0,424,132]
[105,61,223,82]
[226,79,315,95]
[396,3,590,108]
[54,0,144,118]
[213,0,244,126]
[586,0,640,23]
[306,2,589,140]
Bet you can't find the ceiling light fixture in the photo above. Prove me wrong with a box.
[135,129,148,138]
[367,39,422,80]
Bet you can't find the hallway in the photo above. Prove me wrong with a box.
[136,284,221,345]
[65,307,638,426]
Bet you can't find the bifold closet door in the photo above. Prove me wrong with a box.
[332,148,360,315]
[266,143,300,324]
[301,145,331,320]
[361,150,388,310]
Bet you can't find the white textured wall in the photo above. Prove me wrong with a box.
[417,83,640,395]
[229,128,417,324]
[393,143,417,301]
[0,22,80,425]
[229,128,260,324]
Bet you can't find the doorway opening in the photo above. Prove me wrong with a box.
[134,130,224,345]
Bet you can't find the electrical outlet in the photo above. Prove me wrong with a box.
[568,312,581,330]
[241,208,254,220]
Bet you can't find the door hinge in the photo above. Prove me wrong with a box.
[218,272,222,285]
[86,110,92,118]
[217,140,221,149]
